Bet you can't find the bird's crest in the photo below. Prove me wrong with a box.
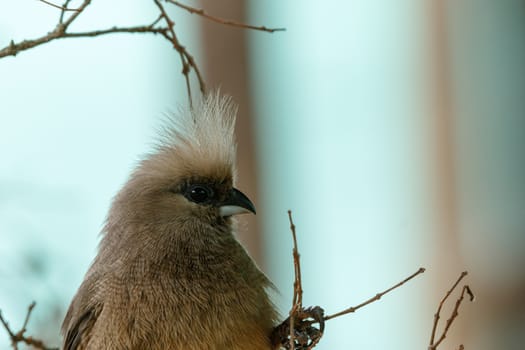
[145,92,238,182]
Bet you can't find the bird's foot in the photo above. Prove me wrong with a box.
[271,306,325,350]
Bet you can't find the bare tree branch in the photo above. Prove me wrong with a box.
[0,24,169,58]
[429,271,474,350]
[1,0,91,58]
[59,0,74,23]
[152,0,206,104]
[324,267,426,321]
[272,211,426,349]
[0,302,58,350]
[288,210,302,349]
[168,0,285,32]
[1,0,284,103]
[272,211,325,350]
[38,0,80,11]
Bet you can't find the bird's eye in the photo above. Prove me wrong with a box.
[186,185,213,204]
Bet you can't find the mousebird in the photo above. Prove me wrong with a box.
[61,93,278,349]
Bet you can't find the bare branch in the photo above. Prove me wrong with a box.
[271,211,325,350]
[429,271,467,346]
[0,25,169,58]
[0,302,58,350]
[428,272,474,350]
[2,0,282,103]
[60,0,91,29]
[38,0,80,11]
[288,210,302,349]
[288,210,303,309]
[0,309,16,341]
[0,0,92,58]
[273,211,427,349]
[153,0,206,104]
[59,0,74,23]
[20,302,36,335]
[324,267,426,321]
[168,0,286,32]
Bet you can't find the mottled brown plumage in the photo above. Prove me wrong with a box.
[61,93,278,349]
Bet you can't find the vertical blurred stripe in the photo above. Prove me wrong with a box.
[426,0,465,345]
[448,1,525,349]
[248,1,434,348]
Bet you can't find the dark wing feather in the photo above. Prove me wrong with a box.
[63,307,99,350]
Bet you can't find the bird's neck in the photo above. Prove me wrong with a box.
[101,218,255,280]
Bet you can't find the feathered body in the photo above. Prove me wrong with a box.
[62,94,277,349]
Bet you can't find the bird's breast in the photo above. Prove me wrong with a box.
[102,247,276,349]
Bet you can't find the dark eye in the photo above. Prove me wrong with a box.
[186,185,213,204]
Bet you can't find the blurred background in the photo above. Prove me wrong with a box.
[1,0,524,349]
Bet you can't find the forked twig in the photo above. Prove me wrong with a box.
[1,0,284,103]
[273,210,425,349]
[428,272,474,350]
[0,302,58,350]
[37,0,80,11]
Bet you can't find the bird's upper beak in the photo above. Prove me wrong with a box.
[218,188,256,217]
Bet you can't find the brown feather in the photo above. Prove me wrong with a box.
[61,93,278,349]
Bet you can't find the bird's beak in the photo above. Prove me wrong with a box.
[219,188,256,217]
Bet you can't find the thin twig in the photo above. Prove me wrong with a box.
[30,0,91,46]
[60,0,91,29]
[0,25,169,58]
[289,210,303,308]
[20,302,36,334]
[153,0,207,104]
[272,211,324,350]
[287,210,302,350]
[3,0,282,103]
[0,303,58,350]
[59,0,73,23]
[276,211,426,349]
[0,310,16,340]
[324,267,426,321]
[38,0,80,11]
[168,0,285,32]
[149,14,164,29]
[64,26,169,37]
[429,271,467,345]
[429,272,474,350]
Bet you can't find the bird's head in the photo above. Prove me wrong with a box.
[107,93,255,232]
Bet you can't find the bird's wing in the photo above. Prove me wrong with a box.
[63,306,100,350]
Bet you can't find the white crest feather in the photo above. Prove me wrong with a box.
[158,92,238,168]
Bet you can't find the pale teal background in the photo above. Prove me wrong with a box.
[1,0,524,349]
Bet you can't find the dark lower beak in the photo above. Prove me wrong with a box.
[218,188,256,216]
